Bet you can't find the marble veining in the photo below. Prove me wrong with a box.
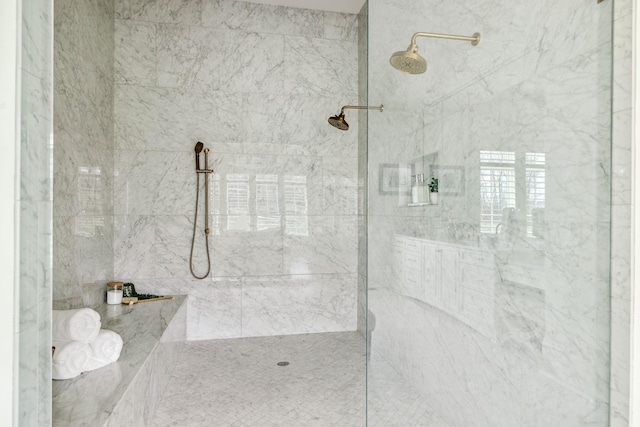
[116,0,202,24]
[241,274,357,336]
[323,156,359,215]
[356,4,368,337]
[149,331,448,427]
[114,86,243,151]
[365,0,616,425]
[52,296,187,427]
[113,0,360,341]
[54,0,115,312]
[284,36,357,97]
[324,12,358,42]
[115,20,156,86]
[36,0,631,425]
[19,0,54,425]
[201,0,326,38]
[609,0,632,424]
[283,215,357,275]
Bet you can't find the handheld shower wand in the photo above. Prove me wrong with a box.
[190,141,214,279]
[195,141,204,171]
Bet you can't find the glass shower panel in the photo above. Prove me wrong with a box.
[19,0,53,425]
[366,1,613,426]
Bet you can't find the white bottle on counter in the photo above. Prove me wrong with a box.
[411,175,419,204]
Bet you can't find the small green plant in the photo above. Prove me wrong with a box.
[428,178,438,193]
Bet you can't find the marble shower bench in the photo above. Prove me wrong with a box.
[52,295,187,427]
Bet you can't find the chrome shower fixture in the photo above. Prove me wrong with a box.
[390,31,481,74]
[328,104,384,131]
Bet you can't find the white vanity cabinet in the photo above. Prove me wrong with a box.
[422,244,440,301]
[395,235,497,339]
[402,238,423,300]
[439,248,460,313]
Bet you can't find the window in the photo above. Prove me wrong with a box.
[480,151,545,237]
[75,166,105,237]
[525,153,545,237]
[284,175,309,236]
[256,174,280,231]
[480,151,516,234]
[227,174,250,230]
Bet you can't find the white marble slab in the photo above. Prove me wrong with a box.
[283,215,357,275]
[52,296,187,427]
[241,274,358,336]
[201,0,325,38]
[115,20,156,86]
[110,0,359,344]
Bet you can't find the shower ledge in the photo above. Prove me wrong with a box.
[52,295,188,427]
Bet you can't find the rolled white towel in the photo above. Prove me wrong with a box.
[52,308,101,343]
[52,340,92,380]
[85,329,123,371]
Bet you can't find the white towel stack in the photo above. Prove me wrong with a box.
[51,341,93,380]
[52,308,124,380]
[53,308,101,342]
[86,329,124,371]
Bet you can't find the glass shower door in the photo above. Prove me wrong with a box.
[366,1,613,426]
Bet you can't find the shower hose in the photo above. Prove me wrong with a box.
[189,172,211,279]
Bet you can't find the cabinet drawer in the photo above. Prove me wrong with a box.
[404,239,421,252]
[460,249,493,267]
[404,273,423,301]
[460,265,495,294]
[404,253,421,270]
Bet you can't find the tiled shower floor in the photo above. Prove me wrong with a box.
[149,332,449,426]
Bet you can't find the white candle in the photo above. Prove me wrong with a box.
[107,289,123,305]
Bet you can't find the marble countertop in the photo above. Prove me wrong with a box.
[52,295,186,426]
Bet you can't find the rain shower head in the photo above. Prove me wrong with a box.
[390,32,480,74]
[328,112,349,131]
[328,105,384,131]
[390,43,427,74]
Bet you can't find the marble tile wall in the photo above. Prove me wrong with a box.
[609,0,633,424]
[18,0,53,425]
[52,297,187,427]
[113,0,359,340]
[366,0,620,426]
[53,0,116,309]
[356,2,368,336]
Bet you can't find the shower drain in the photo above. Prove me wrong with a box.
[277,361,289,366]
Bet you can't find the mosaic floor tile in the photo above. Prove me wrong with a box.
[150,332,448,426]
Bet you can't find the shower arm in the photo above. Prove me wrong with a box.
[410,32,480,46]
[340,105,384,115]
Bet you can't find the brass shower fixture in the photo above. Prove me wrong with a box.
[328,105,384,131]
[190,141,214,279]
[390,31,481,74]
